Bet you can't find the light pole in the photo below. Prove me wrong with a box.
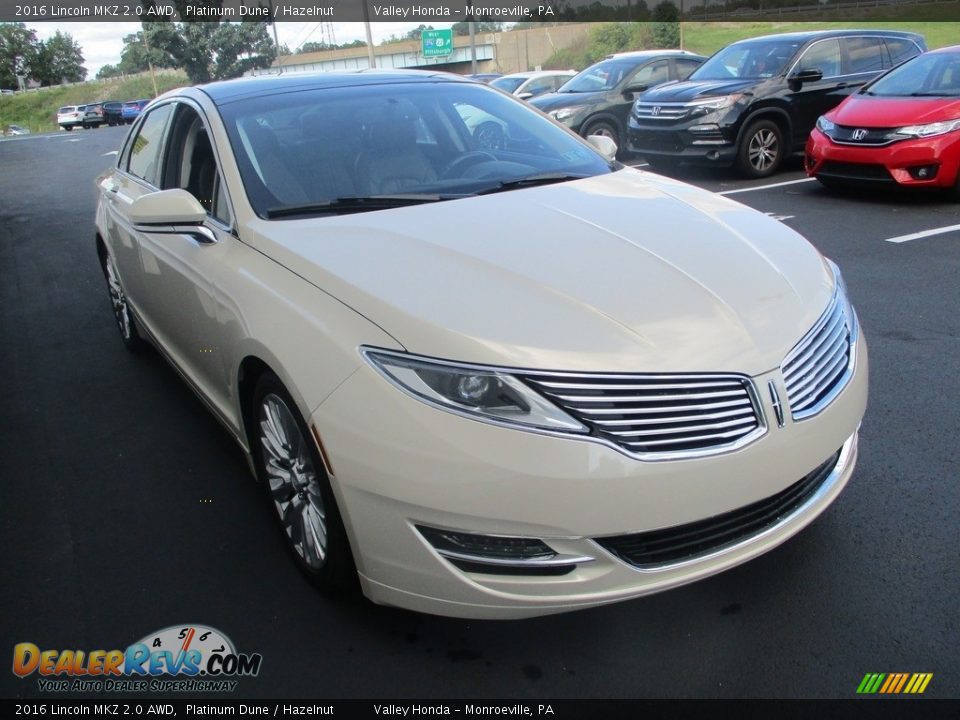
[363,0,377,69]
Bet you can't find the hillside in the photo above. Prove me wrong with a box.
[0,71,189,134]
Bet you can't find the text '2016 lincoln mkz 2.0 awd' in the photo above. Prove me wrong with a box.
[95,71,867,619]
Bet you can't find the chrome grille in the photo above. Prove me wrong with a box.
[519,373,763,459]
[782,293,854,420]
[634,103,691,121]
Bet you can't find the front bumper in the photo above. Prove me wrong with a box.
[806,128,960,188]
[627,115,739,165]
[312,338,868,619]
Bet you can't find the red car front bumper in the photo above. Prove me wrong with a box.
[806,128,960,189]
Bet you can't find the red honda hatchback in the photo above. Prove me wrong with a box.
[806,45,960,198]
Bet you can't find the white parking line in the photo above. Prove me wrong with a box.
[102,150,118,156]
[719,177,815,196]
[884,224,960,244]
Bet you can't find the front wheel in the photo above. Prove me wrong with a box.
[99,249,144,353]
[252,373,356,592]
[63,125,73,131]
[737,119,783,178]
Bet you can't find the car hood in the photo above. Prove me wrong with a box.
[640,79,758,102]
[530,90,606,112]
[828,94,960,127]
[248,169,833,375]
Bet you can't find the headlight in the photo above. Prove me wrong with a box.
[816,115,836,133]
[362,349,588,433]
[890,118,960,139]
[550,105,588,122]
[688,94,744,114]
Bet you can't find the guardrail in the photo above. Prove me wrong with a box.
[692,0,954,20]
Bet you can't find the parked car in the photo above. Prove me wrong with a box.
[102,101,124,126]
[57,105,85,131]
[3,124,29,135]
[628,29,927,177]
[491,70,577,100]
[806,45,960,197]
[95,71,867,619]
[121,99,150,124]
[467,73,503,84]
[83,102,105,129]
[530,51,706,153]
[1,89,15,96]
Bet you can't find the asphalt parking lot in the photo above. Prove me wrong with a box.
[1,125,958,700]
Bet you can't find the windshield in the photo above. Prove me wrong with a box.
[690,40,803,80]
[559,59,639,93]
[865,52,960,97]
[491,76,526,93]
[219,81,613,218]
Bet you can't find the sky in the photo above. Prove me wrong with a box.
[33,22,460,78]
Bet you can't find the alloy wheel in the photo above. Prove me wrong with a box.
[104,256,132,340]
[748,128,779,174]
[258,394,328,570]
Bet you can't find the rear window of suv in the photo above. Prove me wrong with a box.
[59,106,76,113]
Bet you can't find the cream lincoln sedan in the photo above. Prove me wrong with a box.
[95,71,867,619]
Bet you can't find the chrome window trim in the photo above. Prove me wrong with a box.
[361,346,769,463]
[591,430,856,574]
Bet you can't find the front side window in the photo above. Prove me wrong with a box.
[491,76,526,93]
[796,39,842,78]
[126,103,174,186]
[218,81,612,218]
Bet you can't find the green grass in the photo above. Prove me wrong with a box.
[543,18,959,69]
[683,21,960,56]
[0,70,188,134]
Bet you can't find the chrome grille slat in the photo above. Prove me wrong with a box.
[587,407,755,426]
[607,416,757,436]
[574,398,752,416]
[544,389,747,403]
[781,293,854,420]
[520,372,763,458]
[782,311,846,381]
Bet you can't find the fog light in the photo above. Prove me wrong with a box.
[907,164,939,180]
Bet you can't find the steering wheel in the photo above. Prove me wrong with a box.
[441,151,498,179]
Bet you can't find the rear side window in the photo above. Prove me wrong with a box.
[885,38,921,66]
[126,104,174,187]
[797,39,842,78]
[844,37,886,74]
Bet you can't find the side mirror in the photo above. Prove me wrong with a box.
[586,133,617,162]
[516,91,534,100]
[788,68,823,90]
[623,83,649,97]
[128,189,215,244]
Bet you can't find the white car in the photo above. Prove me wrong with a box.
[95,71,868,619]
[490,70,577,100]
[57,105,85,131]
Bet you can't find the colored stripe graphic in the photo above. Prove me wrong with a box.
[858,673,932,694]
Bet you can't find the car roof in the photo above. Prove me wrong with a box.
[604,50,704,60]
[929,44,960,54]
[730,28,925,45]
[499,70,576,80]
[197,70,472,104]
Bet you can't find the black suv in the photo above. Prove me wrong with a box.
[530,50,706,153]
[102,101,123,126]
[628,30,926,177]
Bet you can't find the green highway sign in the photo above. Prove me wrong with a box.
[421,29,454,58]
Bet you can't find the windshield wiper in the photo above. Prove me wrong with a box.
[909,91,958,97]
[265,194,456,218]
[474,173,589,197]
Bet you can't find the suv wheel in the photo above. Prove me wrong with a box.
[738,119,783,178]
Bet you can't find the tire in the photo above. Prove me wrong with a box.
[251,372,356,592]
[737,119,784,178]
[581,119,621,155]
[63,126,72,132]
[99,248,144,353]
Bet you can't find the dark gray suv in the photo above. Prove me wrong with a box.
[628,29,926,177]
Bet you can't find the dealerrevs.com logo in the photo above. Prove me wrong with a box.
[12,625,262,693]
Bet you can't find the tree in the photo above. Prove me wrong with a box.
[138,14,277,84]
[118,31,175,74]
[97,63,123,79]
[451,22,502,36]
[31,31,86,86]
[651,1,681,48]
[0,22,37,89]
